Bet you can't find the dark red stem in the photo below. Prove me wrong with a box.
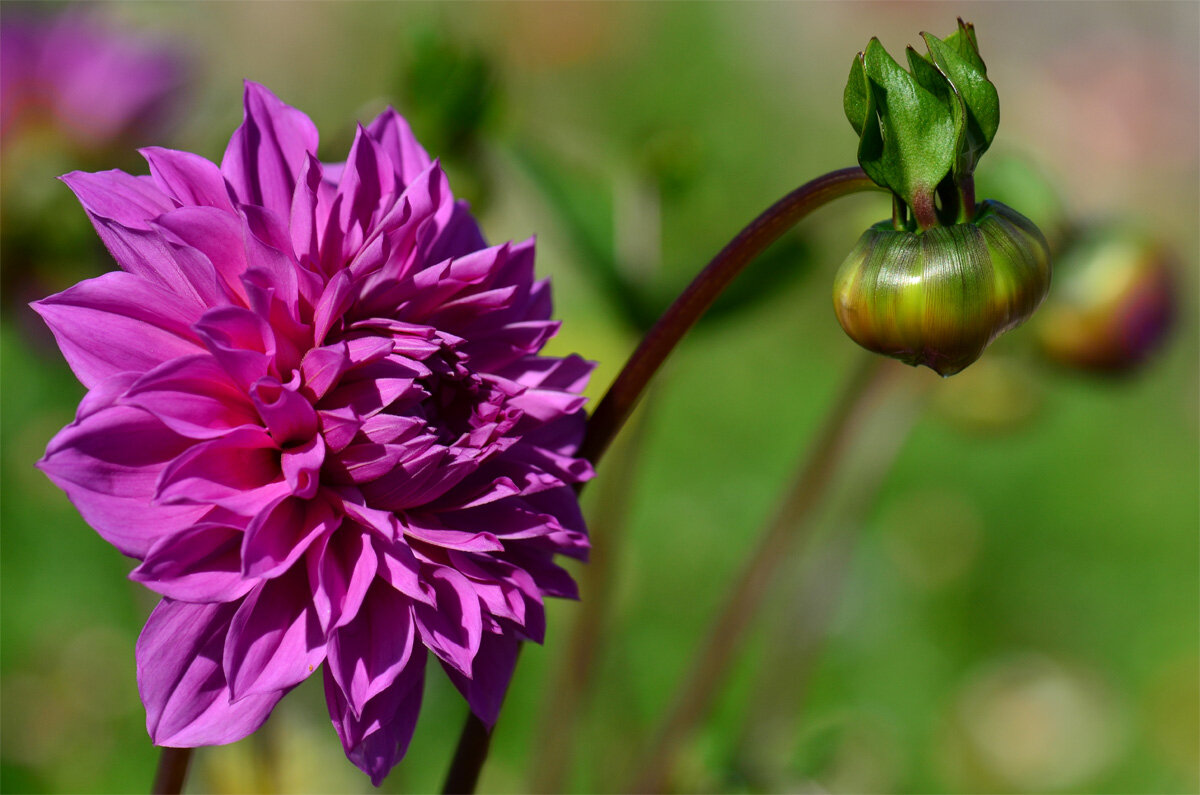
[152,747,192,795]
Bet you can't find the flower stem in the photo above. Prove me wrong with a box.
[578,166,878,466]
[152,747,192,795]
[440,166,879,794]
[627,355,895,793]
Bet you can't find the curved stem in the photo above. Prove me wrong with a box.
[440,166,879,794]
[579,167,878,466]
[152,747,192,795]
[628,355,895,793]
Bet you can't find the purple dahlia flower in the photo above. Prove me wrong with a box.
[34,81,592,784]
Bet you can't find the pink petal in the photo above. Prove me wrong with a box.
[365,107,431,188]
[193,306,276,392]
[141,146,235,211]
[249,377,318,445]
[221,81,318,218]
[306,524,378,632]
[223,566,326,701]
[61,169,173,229]
[153,206,251,304]
[39,403,208,558]
[131,523,256,602]
[324,644,426,786]
[123,354,259,439]
[155,426,282,514]
[440,629,519,728]
[412,566,482,677]
[241,492,338,579]
[327,581,417,716]
[137,599,285,746]
[33,271,205,388]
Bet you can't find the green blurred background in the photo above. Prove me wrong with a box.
[2,2,1196,793]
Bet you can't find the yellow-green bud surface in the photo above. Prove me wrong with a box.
[833,200,1050,376]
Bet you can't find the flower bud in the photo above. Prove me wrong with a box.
[833,199,1050,376]
[1035,227,1175,373]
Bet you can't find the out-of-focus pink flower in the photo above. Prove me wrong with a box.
[34,82,592,784]
[1,10,183,149]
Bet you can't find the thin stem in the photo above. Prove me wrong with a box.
[578,167,879,466]
[440,166,878,794]
[732,372,927,788]
[442,710,496,794]
[958,174,977,223]
[152,747,192,795]
[628,355,894,794]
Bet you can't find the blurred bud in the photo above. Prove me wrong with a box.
[833,200,1051,376]
[1035,226,1176,373]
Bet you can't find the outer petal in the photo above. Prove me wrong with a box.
[440,629,520,728]
[412,567,482,677]
[60,169,173,230]
[123,354,259,440]
[32,271,205,388]
[39,403,208,558]
[221,81,318,218]
[326,581,417,716]
[223,566,327,701]
[324,644,426,786]
[141,146,235,211]
[137,599,285,747]
[365,107,431,188]
[131,522,257,603]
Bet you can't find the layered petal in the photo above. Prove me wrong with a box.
[137,599,285,746]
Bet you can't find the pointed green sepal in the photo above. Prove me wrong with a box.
[856,38,955,221]
[842,21,1001,229]
[921,28,999,178]
[844,51,871,137]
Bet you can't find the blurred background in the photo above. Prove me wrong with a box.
[1,2,1196,793]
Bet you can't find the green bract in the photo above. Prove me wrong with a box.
[844,19,999,229]
[833,201,1051,376]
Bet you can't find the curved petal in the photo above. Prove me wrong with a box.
[412,566,482,677]
[137,599,285,746]
[241,492,338,580]
[221,81,318,218]
[365,107,431,188]
[39,403,207,558]
[223,566,326,702]
[326,581,416,716]
[32,271,205,388]
[61,169,173,229]
[131,522,256,602]
[141,146,235,211]
[324,643,426,786]
[123,354,259,440]
[306,523,378,632]
[439,629,519,728]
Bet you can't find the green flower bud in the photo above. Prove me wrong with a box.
[1035,227,1176,373]
[833,200,1051,376]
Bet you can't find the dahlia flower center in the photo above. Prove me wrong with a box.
[420,367,494,446]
